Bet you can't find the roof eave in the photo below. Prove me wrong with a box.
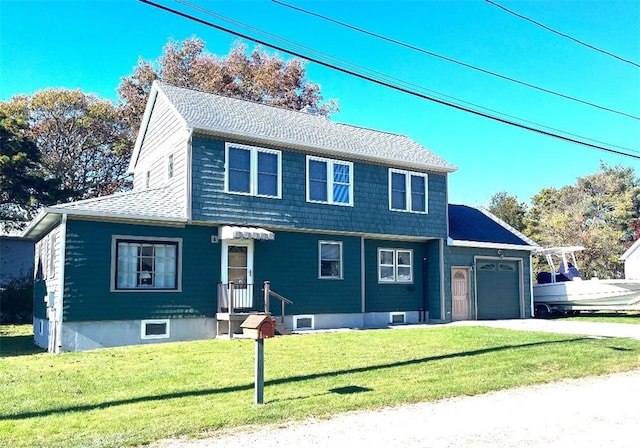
[191,126,458,174]
[447,237,538,251]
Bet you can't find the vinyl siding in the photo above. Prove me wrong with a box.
[364,239,429,313]
[191,134,448,238]
[132,93,190,216]
[32,225,62,319]
[62,219,219,322]
[443,246,533,319]
[254,231,362,315]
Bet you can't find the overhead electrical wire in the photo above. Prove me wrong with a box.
[271,0,640,121]
[175,0,635,154]
[139,0,640,159]
[485,0,640,69]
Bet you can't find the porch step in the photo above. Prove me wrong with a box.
[275,321,292,336]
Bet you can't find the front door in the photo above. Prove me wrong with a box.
[222,240,254,309]
[452,268,470,321]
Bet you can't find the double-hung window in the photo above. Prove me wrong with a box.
[389,168,428,213]
[113,237,181,291]
[319,241,343,279]
[378,248,413,283]
[225,143,281,198]
[307,156,353,206]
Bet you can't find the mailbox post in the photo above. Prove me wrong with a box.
[241,315,276,404]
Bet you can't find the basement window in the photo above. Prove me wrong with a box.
[390,312,406,325]
[141,319,170,339]
[294,315,314,331]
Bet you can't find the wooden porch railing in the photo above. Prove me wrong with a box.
[217,281,293,318]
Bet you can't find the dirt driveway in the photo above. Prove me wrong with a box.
[153,320,640,448]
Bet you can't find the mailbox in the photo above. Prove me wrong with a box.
[241,315,276,339]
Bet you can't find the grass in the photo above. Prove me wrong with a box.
[550,311,640,324]
[1,324,640,448]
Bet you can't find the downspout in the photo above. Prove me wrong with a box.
[186,128,194,222]
[55,213,68,354]
[421,256,429,322]
[360,236,365,315]
[439,239,446,321]
[529,251,535,317]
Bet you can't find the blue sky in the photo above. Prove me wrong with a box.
[1,0,638,207]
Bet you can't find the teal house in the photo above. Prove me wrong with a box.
[23,82,537,352]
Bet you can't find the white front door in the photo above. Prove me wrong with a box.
[222,240,254,308]
[452,268,470,321]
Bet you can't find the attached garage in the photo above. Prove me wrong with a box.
[476,259,522,319]
[444,204,539,322]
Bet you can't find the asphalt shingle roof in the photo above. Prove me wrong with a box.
[50,187,185,221]
[448,204,534,247]
[156,82,457,173]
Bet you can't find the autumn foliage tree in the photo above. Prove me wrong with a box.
[524,163,640,279]
[487,191,527,232]
[0,89,132,203]
[117,38,338,136]
[0,112,56,230]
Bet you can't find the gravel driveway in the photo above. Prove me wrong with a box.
[151,320,640,448]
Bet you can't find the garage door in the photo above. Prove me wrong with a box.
[476,260,521,319]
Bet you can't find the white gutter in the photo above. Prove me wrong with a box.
[55,213,68,354]
[447,237,538,251]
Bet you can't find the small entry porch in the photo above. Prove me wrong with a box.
[216,281,293,338]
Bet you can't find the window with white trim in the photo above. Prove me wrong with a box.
[48,233,56,278]
[167,153,174,179]
[306,156,353,206]
[141,319,170,339]
[319,241,343,279]
[225,143,281,198]
[389,169,427,213]
[378,248,413,283]
[114,238,180,290]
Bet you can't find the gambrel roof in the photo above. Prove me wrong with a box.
[130,82,457,174]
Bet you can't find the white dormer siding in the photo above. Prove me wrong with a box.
[131,91,190,219]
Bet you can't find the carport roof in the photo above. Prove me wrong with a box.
[448,204,538,250]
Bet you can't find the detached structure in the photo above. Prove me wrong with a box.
[23,82,537,352]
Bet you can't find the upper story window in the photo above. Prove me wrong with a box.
[306,156,353,206]
[113,237,181,291]
[389,169,428,213]
[145,171,151,189]
[167,153,174,179]
[225,143,281,198]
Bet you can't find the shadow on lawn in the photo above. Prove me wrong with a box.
[1,337,598,421]
[0,335,45,358]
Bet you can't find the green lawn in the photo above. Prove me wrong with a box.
[551,311,640,324]
[2,324,640,448]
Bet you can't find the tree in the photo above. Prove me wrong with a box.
[526,163,640,279]
[0,112,56,231]
[487,191,527,232]
[0,89,132,203]
[118,38,339,136]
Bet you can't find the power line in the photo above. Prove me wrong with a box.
[177,0,637,155]
[138,0,640,159]
[271,0,640,122]
[485,0,640,69]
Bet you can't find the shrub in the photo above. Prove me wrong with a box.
[0,275,33,324]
